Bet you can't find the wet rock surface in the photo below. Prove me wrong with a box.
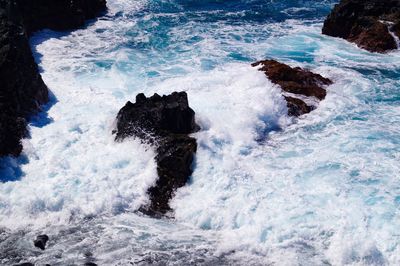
[33,234,49,250]
[252,60,332,117]
[322,0,400,53]
[0,4,48,156]
[115,92,199,216]
[0,0,106,157]
[284,96,314,117]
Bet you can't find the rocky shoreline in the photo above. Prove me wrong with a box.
[322,0,400,53]
[0,0,106,157]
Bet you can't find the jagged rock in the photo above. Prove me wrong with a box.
[322,0,400,53]
[284,96,314,117]
[0,0,106,157]
[252,60,331,100]
[115,92,199,216]
[33,234,49,250]
[0,3,48,157]
[115,92,199,141]
[252,60,332,116]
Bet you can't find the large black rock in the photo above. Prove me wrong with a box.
[0,0,107,157]
[322,0,400,53]
[115,92,199,216]
[0,2,48,156]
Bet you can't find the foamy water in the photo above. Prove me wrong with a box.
[1,0,400,265]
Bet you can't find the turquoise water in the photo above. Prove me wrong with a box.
[1,0,400,265]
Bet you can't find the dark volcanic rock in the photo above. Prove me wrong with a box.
[149,135,197,214]
[15,0,107,36]
[0,3,48,157]
[322,0,400,53]
[252,60,332,117]
[115,92,199,141]
[0,114,27,157]
[33,234,49,250]
[115,92,199,216]
[0,0,106,157]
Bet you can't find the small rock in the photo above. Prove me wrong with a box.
[284,96,314,117]
[33,234,49,250]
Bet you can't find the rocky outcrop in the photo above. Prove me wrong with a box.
[115,92,199,216]
[0,2,48,156]
[0,0,106,157]
[252,60,332,116]
[322,0,400,53]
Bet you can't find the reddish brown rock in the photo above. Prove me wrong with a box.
[252,60,332,117]
[284,96,314,117]
[252,60,331,100]
[322,0,400,53]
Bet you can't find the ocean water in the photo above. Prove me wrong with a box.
[1,0,400,265]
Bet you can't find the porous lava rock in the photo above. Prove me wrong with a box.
[322,0,400,53]
[252,60,332,116]
[0,3,48,157]
[0,0,106,157]
[115,92,199,216]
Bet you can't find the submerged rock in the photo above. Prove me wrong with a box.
[252,60,332,116]
[115,92,199,216]
[0,0,107,157]
[33,234,49,250]
[322,0,400,53]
